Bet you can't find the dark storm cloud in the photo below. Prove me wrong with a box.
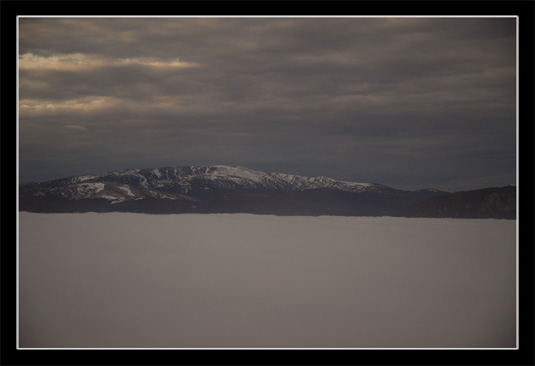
[18,17,516,190]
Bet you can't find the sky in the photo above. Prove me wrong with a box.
[18,17,517,191]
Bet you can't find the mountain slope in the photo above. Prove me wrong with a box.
[399,186,516,219]
[18,165,513,218]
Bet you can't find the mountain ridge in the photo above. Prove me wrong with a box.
[19,165,515,219]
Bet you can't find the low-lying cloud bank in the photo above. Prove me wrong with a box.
[19,212,516,348]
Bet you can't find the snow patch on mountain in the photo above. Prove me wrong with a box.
[210,165,271,183]
[117,186,135,197]
[53,182,106,199]
[101,194,120,201]
[271,172,381,193]
[152,169,162,178]
[75,175,98,183]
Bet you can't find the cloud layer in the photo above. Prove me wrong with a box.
[18,17,516,191]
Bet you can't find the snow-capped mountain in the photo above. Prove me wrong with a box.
[21,164,508,217]
[19,165,399,203]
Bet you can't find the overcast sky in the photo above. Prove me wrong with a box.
[18,17,516,191]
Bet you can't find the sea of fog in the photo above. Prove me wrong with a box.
[18,212,516,348]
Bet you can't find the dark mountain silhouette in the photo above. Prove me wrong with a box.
[19,165,515,219]
[399,185,516,219]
